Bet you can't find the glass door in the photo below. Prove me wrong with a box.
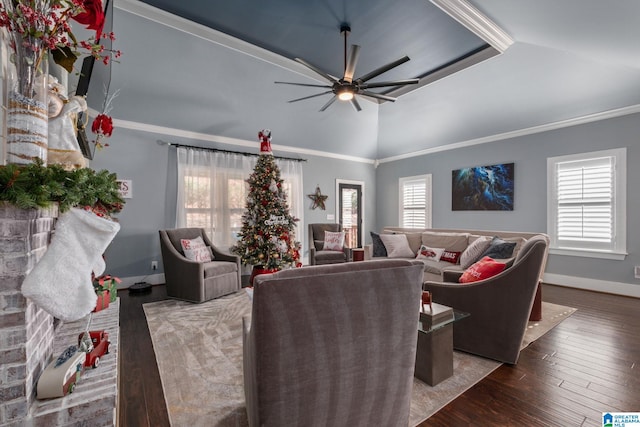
[337,181,363,248]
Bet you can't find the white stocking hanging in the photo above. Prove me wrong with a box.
[21,208,120,321]
[93,255,106,277]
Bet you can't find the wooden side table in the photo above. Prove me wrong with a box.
[351,248,365,262]
[415,303,469,386]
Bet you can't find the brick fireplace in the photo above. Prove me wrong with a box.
[0,203,119,426]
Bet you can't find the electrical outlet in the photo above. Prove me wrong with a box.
[635,266,640,279]
[151,261,158,270]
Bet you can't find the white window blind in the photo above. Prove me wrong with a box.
[556,157,613,244]
[547,148,626,259]
[399,175,431,228]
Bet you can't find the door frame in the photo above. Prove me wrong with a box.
[335,179,365,248]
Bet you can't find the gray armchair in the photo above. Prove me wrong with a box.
[243,260,424,427]
[159,228,241,303]
[308,223,350,265]
[422,235,548,364]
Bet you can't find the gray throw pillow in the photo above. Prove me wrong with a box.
[370,231,387,257]
[480,236,517,259]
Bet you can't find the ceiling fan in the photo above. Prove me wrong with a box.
[275,24,419,112]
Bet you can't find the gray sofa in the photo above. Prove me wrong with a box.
[422,235,549,364]
[243,259,424,427]
[366,227,550,321]
[365,227,549,282]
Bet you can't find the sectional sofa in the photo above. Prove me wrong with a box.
[364,227,550,320]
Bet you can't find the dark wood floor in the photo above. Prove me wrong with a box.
[118,284,640,427]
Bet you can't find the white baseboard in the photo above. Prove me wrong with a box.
[116,273,165,289]
[543,273,640,298]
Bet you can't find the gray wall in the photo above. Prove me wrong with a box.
[90,106,638,289]
[90,128,172,279]
[376,112,640,287]
[90,128,376,279]
[301,156,376,259]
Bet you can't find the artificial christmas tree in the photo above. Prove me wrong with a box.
[231,130,301,282]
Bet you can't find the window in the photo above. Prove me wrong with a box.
[177,147,304,250]
[181,166,248,246]
[547,148,626,259]
[399,174,432,228]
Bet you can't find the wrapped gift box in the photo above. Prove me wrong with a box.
[93,290,110,313]
[94,275,120,303]
[105,278,118,302]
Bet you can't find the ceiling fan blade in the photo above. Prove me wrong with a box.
[343,44,361,83]
[295,58,339,83]
[360,79,419,89]
[288,91,334,103]
[350,97,362,112]
[275,81,333,88]
[319,96,337,112]
[356,56,411,83]
[358,90,397,102]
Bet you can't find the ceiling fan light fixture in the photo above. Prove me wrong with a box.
[337,89,354,101]
[276,24,418,111]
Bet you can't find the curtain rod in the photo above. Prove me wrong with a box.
[159,140,307,162]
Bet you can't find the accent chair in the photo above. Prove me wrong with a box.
[308,223,350,265]
[159,228,241,303]
[243,259,424,427]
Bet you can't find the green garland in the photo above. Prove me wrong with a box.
[0,160,124,214]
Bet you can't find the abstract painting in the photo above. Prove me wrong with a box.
[452,163,514,211]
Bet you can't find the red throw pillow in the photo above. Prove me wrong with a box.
[459,256,506,283]
[440,250,461,264]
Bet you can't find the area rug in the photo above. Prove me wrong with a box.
[143,292,575,427]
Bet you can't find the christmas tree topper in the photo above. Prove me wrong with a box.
[259,129,272,155]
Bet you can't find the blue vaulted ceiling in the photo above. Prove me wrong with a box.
[137,0,489,90]
[99,0,640,159]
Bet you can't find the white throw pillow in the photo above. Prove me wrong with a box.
[180,236,213,262]
[459,236,491,269]
[323,230,345,251]
[379,233,415,258]
[416,245,445,261]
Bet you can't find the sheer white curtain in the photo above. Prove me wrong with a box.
[274,157,305,251]
[176,147,304,251]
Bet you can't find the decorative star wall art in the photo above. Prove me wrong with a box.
[308,185,328,210]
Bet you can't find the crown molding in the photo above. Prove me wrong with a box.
[430,0,514,52]
[93,101,640,167]
[378,103,640,164]
[105,113,376,165]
